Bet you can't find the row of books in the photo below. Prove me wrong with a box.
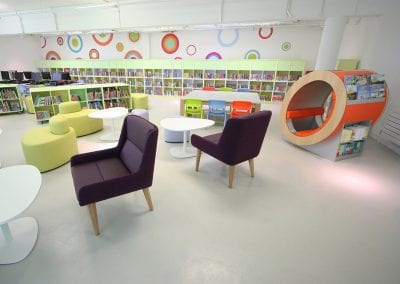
[36,110,52,120]
[336,141,363,157]
[344,74,385,100]
[87,91,102,101]
[88,101,104,109]
[34,96,53,106]
[0,101,21,112]
[104,88,129,99]
[0,89,18,100]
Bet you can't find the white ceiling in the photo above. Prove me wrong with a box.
[0,0,395,35]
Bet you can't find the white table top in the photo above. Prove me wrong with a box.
[0,165,42,225]
[88,107,128,119]
[183,90,261,104]
[160,117,215,132]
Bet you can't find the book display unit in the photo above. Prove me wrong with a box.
[280,70,388,161]
[0,84,23,114]
[29,83,130,122]
[35,59,305,102]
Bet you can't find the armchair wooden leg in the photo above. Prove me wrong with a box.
[87,203,100,236]
[228,165,235,188]
[143,188,154,211]
[195,149,202,171]
[249,159,255,177]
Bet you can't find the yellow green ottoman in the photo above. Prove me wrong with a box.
[25,96,35,114]
[131,93,149,109]
[57,101,103,137]
[21,116,78,172]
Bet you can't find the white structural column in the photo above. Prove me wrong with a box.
[315,16,347,70]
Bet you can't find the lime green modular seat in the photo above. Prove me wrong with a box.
[55,101,103,137]
[131,93,149,109]
[24,96,35,114]
[21,116,78,172]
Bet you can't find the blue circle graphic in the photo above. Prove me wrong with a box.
[217,29,239,47]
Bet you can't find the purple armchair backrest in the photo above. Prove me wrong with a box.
[218,110,272,165]
[118,115,158,182]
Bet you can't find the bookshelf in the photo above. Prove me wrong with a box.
[29,83,130,122]
[280,70,388,161]
[35,59,305,102]
[0,84,24,114]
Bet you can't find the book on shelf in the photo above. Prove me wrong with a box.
[36,110,50,120]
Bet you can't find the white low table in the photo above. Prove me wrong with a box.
[0,165,42,264]
[88,107,128,141]
[160,117,215,158]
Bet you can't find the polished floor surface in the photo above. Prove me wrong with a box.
[1,96,400,284]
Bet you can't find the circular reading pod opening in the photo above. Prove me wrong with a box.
[280,70,347,146]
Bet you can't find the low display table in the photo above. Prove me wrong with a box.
[0,165,42,264]
[160,117,215,158]
[88,107,128,141]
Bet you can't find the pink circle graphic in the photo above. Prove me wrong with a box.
[258,27,274,39]
[161,33,179,54]
[124,50,143,59]
[57,36,64,46]
[45,51,61,60]
[89,49,100,59]
[186,44,197,56]
[205,52,222,60]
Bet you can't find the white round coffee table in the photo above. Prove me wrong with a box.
[88,107,128,141]
[160,117,215,158]
[0,165,42,264]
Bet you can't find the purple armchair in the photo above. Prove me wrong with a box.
[71,115,158,235]
[191,110,272,188]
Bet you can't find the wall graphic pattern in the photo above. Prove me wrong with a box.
[67,35,83,53]
[92,33,114,46]
[40,27,318,65]
[161,33,179,54]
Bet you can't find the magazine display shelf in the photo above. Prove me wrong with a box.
[0,84,24,114]
[280,70,388,161]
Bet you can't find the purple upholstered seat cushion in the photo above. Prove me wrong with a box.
[71,157,130,205]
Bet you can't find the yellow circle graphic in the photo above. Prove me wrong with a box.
[116,42,124,52]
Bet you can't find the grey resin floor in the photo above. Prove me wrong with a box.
[1,96,400,284]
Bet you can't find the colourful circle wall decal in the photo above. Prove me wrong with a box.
[217,29,239,47]
[244,49,261,59]
[129,32,140,42]
[186,44,197,56]
[124,50,143,59]
[282,42,291,51]
[57,36,64,46]
[41,37,46,48]
[89,49,100,59]
[161,33,179,54]
[258,27,274,39]
[45,51,61,60]
[92,33,114,46]
[116,42,124,52]
[67,35,83,53]
[205,52,222,60]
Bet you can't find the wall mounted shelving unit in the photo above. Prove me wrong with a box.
[35,59,305,102]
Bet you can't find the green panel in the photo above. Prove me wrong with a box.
[336,59,359,70]
[277,61,292,71]
[290,60,306,71]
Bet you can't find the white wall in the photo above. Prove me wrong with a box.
[0,35,41,71]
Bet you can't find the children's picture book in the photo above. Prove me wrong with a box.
[357,84,370,100]
[370,73,384,84]
[346,85,357,100]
